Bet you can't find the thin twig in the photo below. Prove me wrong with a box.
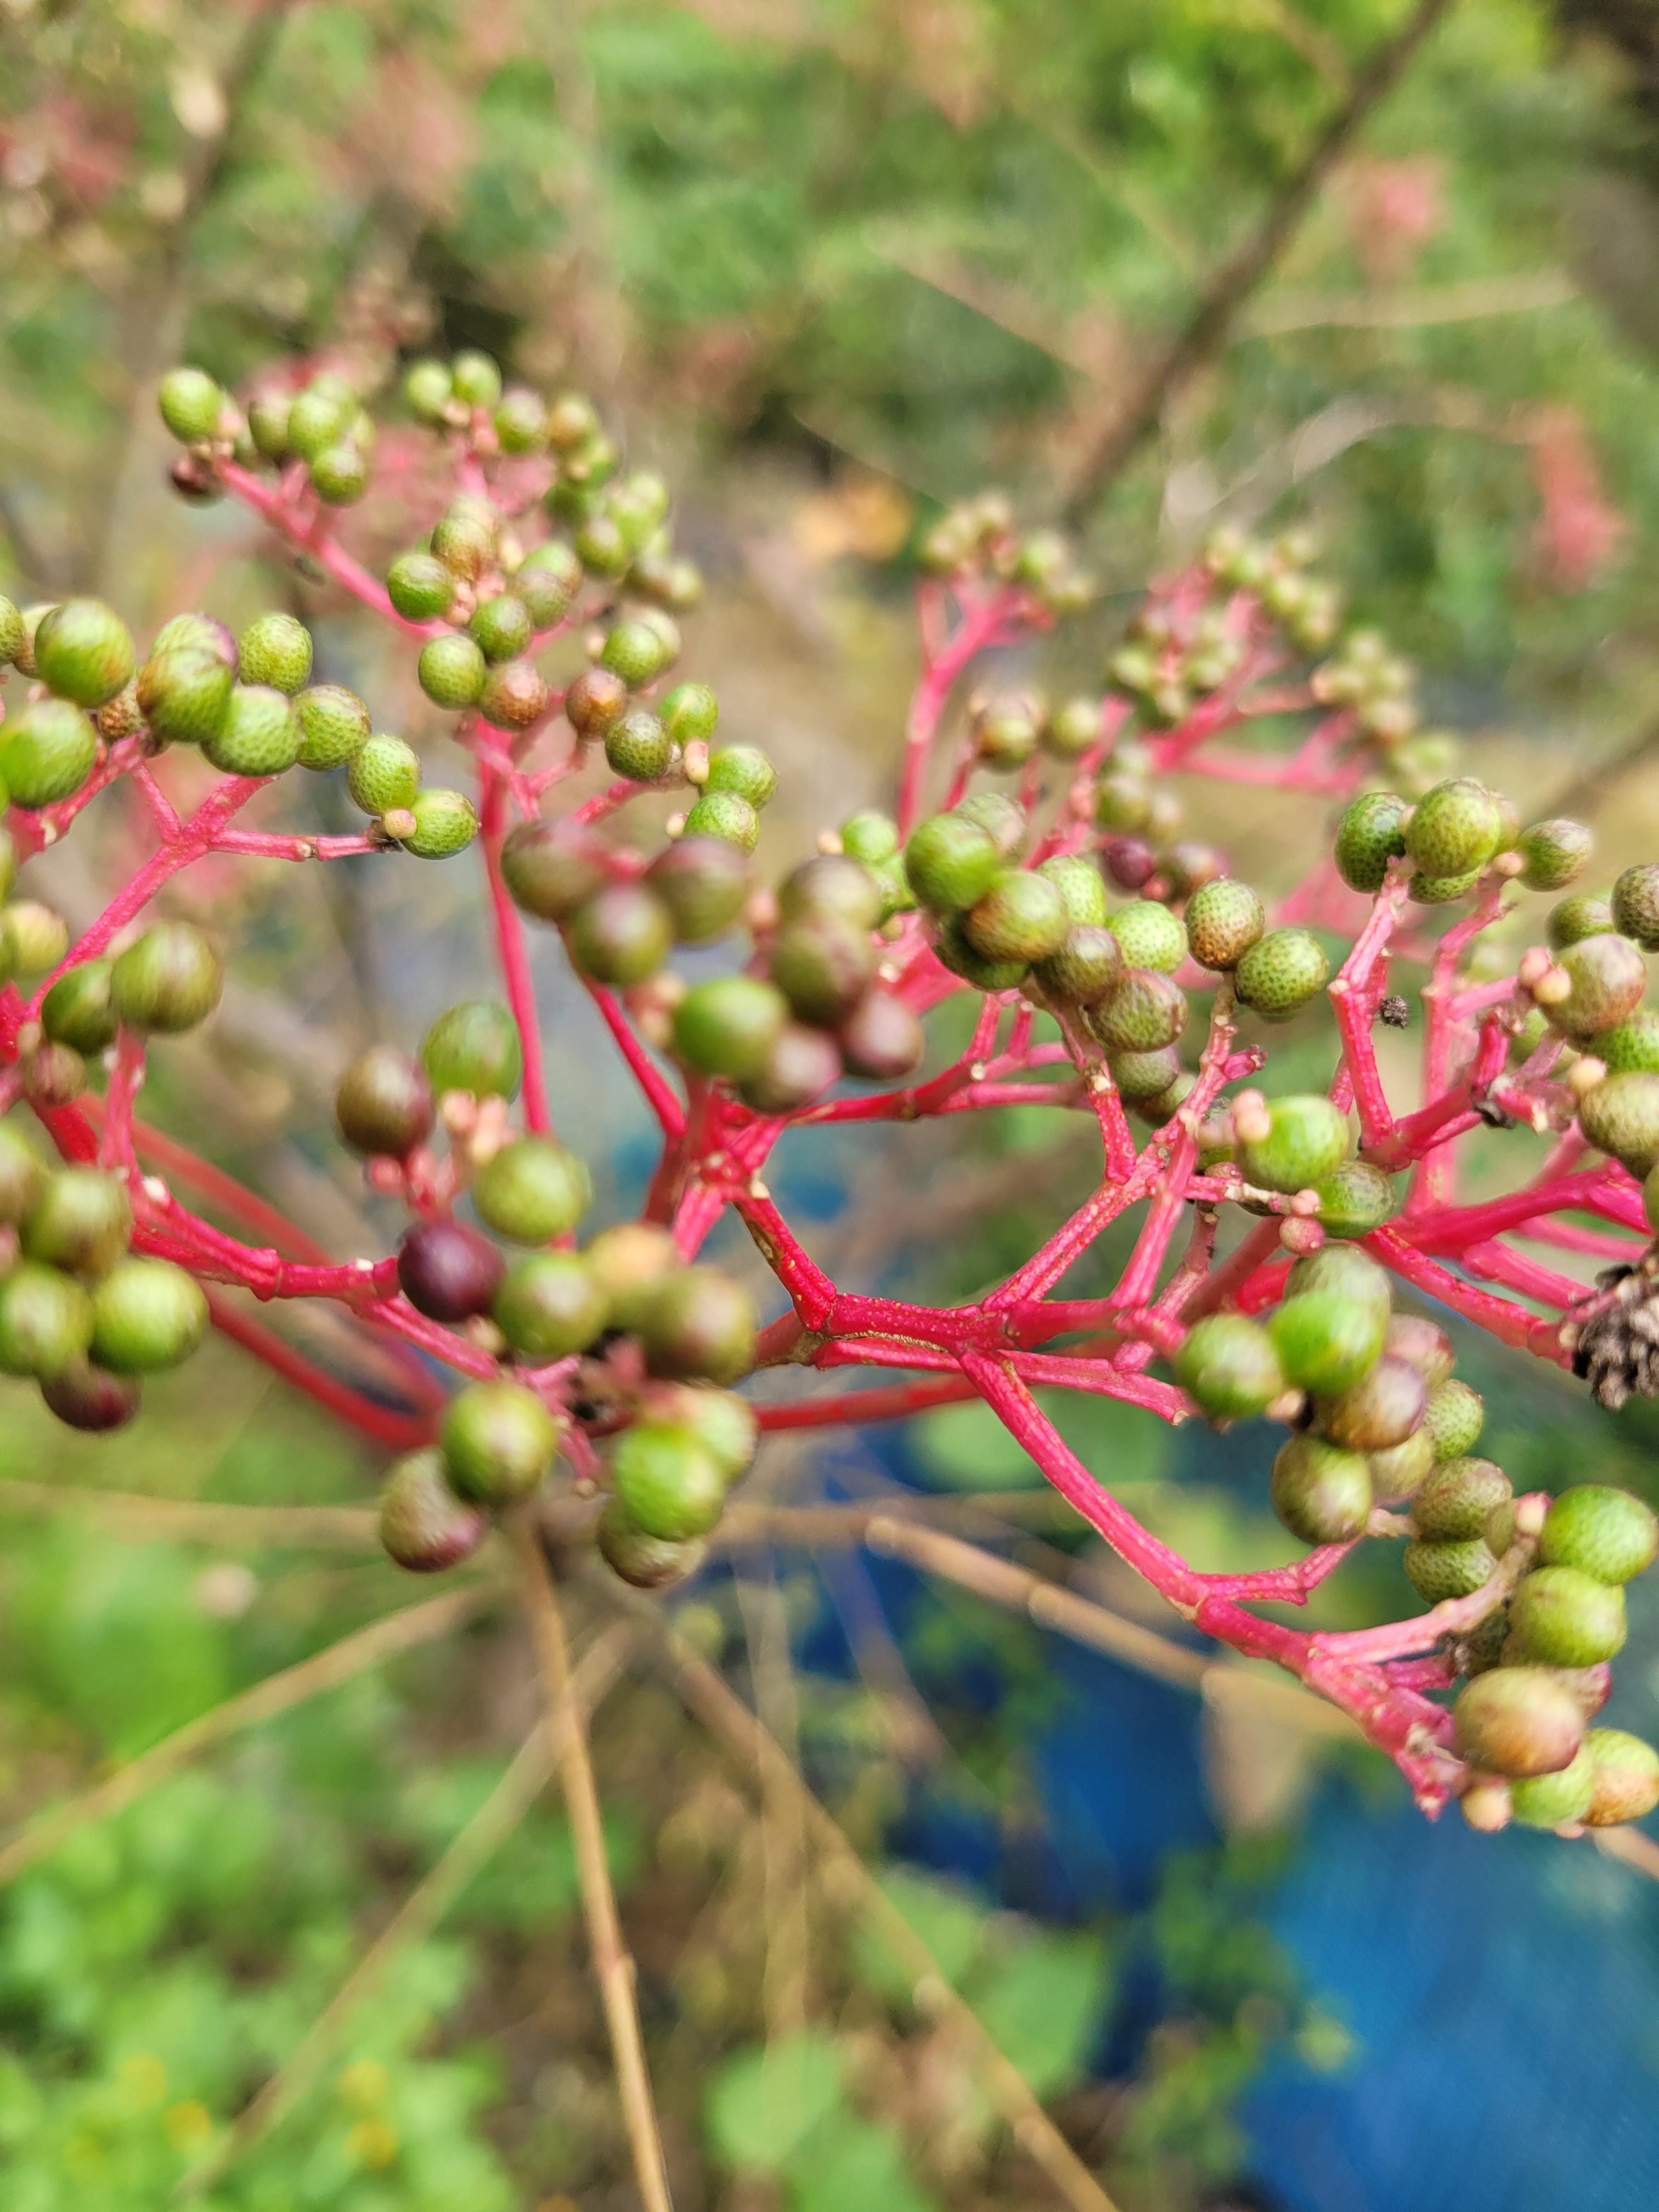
[0,1480,380,1550]
[515,1526,674,2212]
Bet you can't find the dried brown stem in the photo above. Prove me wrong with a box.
[0,1479,380,1550]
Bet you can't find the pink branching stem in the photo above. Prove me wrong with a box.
[1313,1523,1539,1663]
[754,1375,979,1431]
[99,1030,145,1176]
[212,828,382,861]
[1409,883,1511,1209]
[1364,1227,1573,1363]
[1328,866,1412,1152]
[478,765,551,1136]
[583,985,685,1137]
[1180,747,1353,793]
[218,460,445,639]
[1458,1240,1585,1311]
[1409,1168,1633,1254]
[895,585,1029,836]
[202,1289,433,1450]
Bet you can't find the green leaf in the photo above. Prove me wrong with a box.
[911,1400,1040,1491]
[851,1866,987,2003]
[704,2029,844,2173]
[966,1929,1111,2100]
[786,2113,940,2212]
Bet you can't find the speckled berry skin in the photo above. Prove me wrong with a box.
[1234,927,1329,1020]
[1312,1160,1396,1238]
[1453,1667,1585,1778]
[1269,1290,1387,1395]
[348,734,421,815]
[1334,791,1409,893]
[1086,969,1187,1053]
[605,708,673,783]
[1612,862,1659,948]
[238,613,313,694]
[386,552,455,622]
[1404,777,1502,878]
[1106,900,1187,975]
[1412,1455,1511,1541]
[1409,868,1483,907]
[204,686,302,777]
[441,1380,560,1509]
[295,684,371,770]
[1517,819,1593,893]
[1422,1379,1483,1461]
[1583,1729,1659,1825]
[706,745,777,809]
[1555,933,1646,1037]
[1404,1537,1497,1602]
[1577,1070,1659,1176]
[472,1137,592,1244]
[1240,1093,1350,1192]
[1538,1486,1658,1584]
[1547,894,1616,951]
[0,699,98,809]
[417,634,487,708]
[470,595,533,663]
[1183,878,1264,970]
[963,871,1068,964]
[1508,1565,1627,1666]
[1173,1314,1283,1420]
[1368,1428,1436,1504]
[1270,1434,1373,1544]
[682,792,759,851]
[403,789,478,858]
[1033,924,1122,1007]
[905,814,1003,914]
[137,648,234,745]
[34,599,135,708]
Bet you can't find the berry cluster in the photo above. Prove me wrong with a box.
[2,341,1657,1842]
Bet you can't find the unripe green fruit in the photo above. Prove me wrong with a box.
[96,680,144,741]
[494,386,547,453]
[33,599,135,708]
[597,714,672,797]
[904,814,1002,915]
[418,634,487,708]
[20,1043,84,1107]
[1423,1379,1483,1462]
[479,658,552,732]
[494,1252,608,1359]
[153,612,237,667]
[1508,1566,1627,1666]
[1382,1310,1453,1387]
[547,392,601,453]
[1270,1434,1373,1544]
[1509,1745,1598,1829]
[1240,1094,1350,1193]
[0,829,14,905]
[421,1001,522,1101]
[335,1046,433,1157]
[584,1222,679,1330]
[441,1380,560,1509]
[387,551,455,622]
[1234,928,1330,1020]
[1583,1728,1659,1826]
[1036,855,1108,928]
[777,856,883,933]
[402,788,478,858]
[1597,1011,1659,1076]
[1404,778,1502,878]
[22,1169,132,1276]
[1184,878,1265,970]
[1133,1071,1198,1127]
[0,698,98,808]
[470,594,534,663]
[293,684,371,772]
[0,1121,49,1224]
[1109,1046,1182,1103]
[111,922,222,1033]
[380,1449,488,1573]
[838,990,924,1080]
[1086,969,1187,1053]
[238,613,312,694]
[0,1263,94,1377]
[516,541,583,627]
[566,882,673,985]
[597,1499,706,1590]
[137,648,233,745]
[682,792,759,851]
[4,900,69,978]
[1538,1486,1658,1585]
[1172,1313,1284,1420]
[1611,862,1659,948]
[972,693,1041,769]
[0,594,23,665]
[1311,1160,1397,1238]
[451,350,503,410]
[1412,1456,1511,1541]
[1404,1537,1497,1602]
[1316,1354,1425,1452]
[347,733,421,815]
[41,1361,140,1434]
[642,1383,758,1485]
[1288,1241,1391,1313]
[613,1420,726,1540]
[157,366,223,443]
[503,821,610,924]
[955,792,1029,860]
[638,1266,757,1386]
[1269,1290,1387,1394]
[473,1137,591,1245]
[1517,819,1592,893]
[430,508,496,584]
[1032,924,1122,1007]
[660,681,718,746]
[1547,893,1615,951]
[674,977,788,1080]
[769,916,876,1028]
[246,388,292,460]
[90,1257,208,1372]
[1577,1070,1659,1177]
[404,360,454,423]
[704,744,777,809]
[1368,1427,1436,1503]
[1555,933,1646,1036]
[736,1022,841,1112]
[1106,900,1187,975]
[204,685,302,777]
[1453,1667,1586,1778]
[1094,773,1152,833]
[563,669,629,743]
[646,837,751,943]
[597,618,669,689]
[287,382,356,460]
[574,512,630,576]
[1043,696,1101,758]
[956,871,1063,966]
[1334,791,1409,893]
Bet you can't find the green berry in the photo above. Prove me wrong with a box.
[1043,696,1101,759]
[1334,791,1408,893]
[404,360,454,422]
[1383,1311,1453,1386]
[494,387,547,453]
[838,812,898,869]
[1508,1566,1627,1666]
[22,1167,132,1276]
[1555,933,1646,1036]
[1404,778,1502,878]
[1453,1667,1585,1779]
[1107,900,1186,974]
[904,814,1002,915]
[972,694,1041,769]
[1316,1354,1425,1452]
[1517,819,1592,893]
[1036,855,1109,928]
[644,1384,757,1485]
[430,506,496,582]
[960,871,1066,966]
[0,698,98,809]
[441,1380,559,1509]
[89,1257,208,1372]
[600,618,671,688]
[1184,878,1264,970]
[1086,969,1187,1053]
[1538,1486,1658,1585]
[1413,1456,1511,1541]
[110,922,222,1033]
[0,1263,94,1377]
[564,667,629,740]
[1423,1380,1483,1462]
[1611,862,1659,948]
[661,682,718,745]
[380,1449,488,1573]
[1094,772,1152,833]
[473,1137,591,1245]
[1312,1160,1397,1238]
[1240,1094,1350,1193]
[3,901,68,978]
[157,367,223,443]
[1269,1290,1387,1394]
[1508,1746,1597,1830]
[1547,893,1615,951]
[421,1001,522,1100]
[1270,1434,1373,1544]
[605,708,673,783]
[295,684,371,771]
[470,595,533,663]
[516,542,582,627]
[574,512,631,578]
[417,634,487,708]
[1032,924,1123,1006]
[955,792,1029,859]
[494,1253,608,1360]
[637,1266,757,1386]
[597,1499,706,1590]
[1404,1537,1497,1602]
[770,917,876,1028]
[402,788,478,859]
[682,792,758,851]
[1110,1046,1183,1103]
[451,351,503,410]
[705,746,777,809]
[479,660,550,732]
[674,977,788,1079]
[0,594,24,666]
[335,1046,433,1157]
[1577,1070,1659,1176]
[33,599,135,708]
[246,388,292,460]
[502,822,610,924]
[1234,928,1330,1020]
[585,1222,679,1330]
[348,733,421,815]
[1172,1313,1283,1420]
[566,882,673,985]
[646,837,751,943]
[613,1421,725,1541]
[934,916,1028,993]
[1583,1728,1659,1826]
[311,442,371,505]
[0,1120,49,1224]
[238,613,312,694]
[287,381,356,460]
[136,648,233,745]
[1596,1011,1659,1075]
[204,685,302,777]
[777,856,883,933]
[1368,1427,1436,1504]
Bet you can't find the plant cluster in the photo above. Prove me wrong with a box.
[1,342,1657,1855]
